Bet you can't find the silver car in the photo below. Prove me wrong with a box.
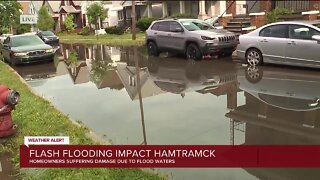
[237,20,320,68]
[146,18,238,60]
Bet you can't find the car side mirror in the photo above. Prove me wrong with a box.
[173,27,184,32]
[312,35,320,44]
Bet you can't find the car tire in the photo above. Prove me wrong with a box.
[147,41,159,57]
[245,48,263,66]
[186,43,202,61]
[245,66,263,84]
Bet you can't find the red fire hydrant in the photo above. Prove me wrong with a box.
[0,84,19,138]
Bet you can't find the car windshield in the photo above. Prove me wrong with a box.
[41,31,55,36]
[11,35,45,47]
[180,20,215,31]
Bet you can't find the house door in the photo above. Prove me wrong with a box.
[236,1,247,15]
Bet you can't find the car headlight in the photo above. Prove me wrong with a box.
[45,48,54,53]
[43,37,49,41]
[14,52,28,56]
[201,36,215,40]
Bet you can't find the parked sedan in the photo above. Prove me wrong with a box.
[36,31,59,47]
[0,34,55,66]
[237,20,320,68]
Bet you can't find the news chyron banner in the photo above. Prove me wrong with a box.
[21,136,320,168]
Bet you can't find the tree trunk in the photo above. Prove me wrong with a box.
[131,0,136,40]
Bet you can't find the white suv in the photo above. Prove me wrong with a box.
[146,19,238,60]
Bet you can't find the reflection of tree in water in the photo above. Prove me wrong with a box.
[66,50,79,68]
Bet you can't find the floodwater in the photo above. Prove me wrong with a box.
[13,43,320,180]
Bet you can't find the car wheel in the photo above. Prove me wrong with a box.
[246,49,263,66]
[245,66,263,84]
[186,43,202,61]
[147,41,159,57]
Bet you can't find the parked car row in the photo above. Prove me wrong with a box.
[145,17,320,69]
[0,31,59,66]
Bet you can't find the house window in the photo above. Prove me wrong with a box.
[118,10,124,20]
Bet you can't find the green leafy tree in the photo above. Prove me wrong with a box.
[64,15,74,32]
[86,3,107,30]
[0,1,22,34]
[37,6,55,31]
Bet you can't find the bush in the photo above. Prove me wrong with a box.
[64,14,75,32]
[137,17,156,31]
[169,13,197,19]
[78,26,90,35]
[16,24,31,34]
[105,26,123,35]
[266,8,293,23]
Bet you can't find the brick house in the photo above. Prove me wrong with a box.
[42,0,83,32]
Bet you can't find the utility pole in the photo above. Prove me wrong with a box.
[131,0,136,40]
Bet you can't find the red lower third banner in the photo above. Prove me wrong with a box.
[20,145,320,168]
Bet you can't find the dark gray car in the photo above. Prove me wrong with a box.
[146,19,238,60]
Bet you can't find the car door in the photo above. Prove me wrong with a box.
[286,24,320,66]
[168,21,185,51]
[258,24,288,63]
[156,21,171,50]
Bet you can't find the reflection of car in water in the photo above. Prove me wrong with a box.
[238,65,320,111]
[148,56,238,94]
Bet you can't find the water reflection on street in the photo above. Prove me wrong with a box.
[14,43,320,180]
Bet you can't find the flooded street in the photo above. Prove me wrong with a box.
[13,43,320,180]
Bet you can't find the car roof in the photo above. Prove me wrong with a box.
[270,20,320,25]
[154,18,203,22]
[10,34,37,38]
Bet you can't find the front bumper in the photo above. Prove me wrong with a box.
[201,42,238,55]
[14,53,55,64]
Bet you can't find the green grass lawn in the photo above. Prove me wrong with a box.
[0,61,164,180]
[58,33,146,46]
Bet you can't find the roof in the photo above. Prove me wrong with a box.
[46,1,60,12]
[19,1,30,14]
[59,6,80,13]
[72,1,82,6]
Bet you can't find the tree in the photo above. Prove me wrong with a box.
[37,6,55,31]
[0,1,22,34]
[64,15,74,32]
[86,3,107,30]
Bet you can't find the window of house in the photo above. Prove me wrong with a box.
[118,10,123,20]
[259,25,288,38]
[289,24,320,40]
